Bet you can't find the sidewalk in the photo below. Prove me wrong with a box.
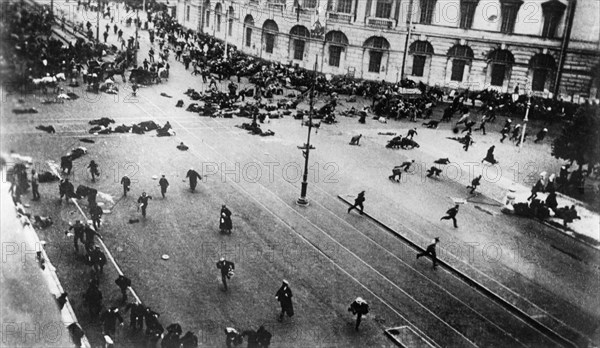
[0,168,89,348]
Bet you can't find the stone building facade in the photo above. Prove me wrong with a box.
[175,0,600,100]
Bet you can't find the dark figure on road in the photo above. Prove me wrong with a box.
[463,133,473,152]
[500,126,510,143]
[406,128,418,139]
[422,120,439,128]
[467,175,482,194]
[162,324,183,348]
[103,31,108,43]
[216,257,235,292]
[426,166,442,178]
[59,178,75,203]
[275,280,294,322]
[534,128,548,143]
[389,166,403,183]
[88,160,100,182]
[124,302,145,331]
[158,175,169,198]
[88,245,106,274]
[509,124,521,142]
[545,192,558,213]
[90,203,103,229]
[349,134,362,146]
[347,191,365,214]
[220,205,233,234]
[61,155,73,175]
[186,168,202,192]
[256,326,272,347]
[482,145,498,165]
[461,120,476,134]
[68,220,85,253]
[83,280,103,320]
[115,275,131,303]
[177,142,189,151]
[31,169,40,201]
[83,223,102,252]
[121,175,131,196]
[441,205,459,228]
[224,328,243,348]
[137,192,152,217]
[180,331,199,348]
[417,237,440,269]
[527,177,545,201]
[399,160,415,172]
[348,297,370,331]
[100,307,123,338]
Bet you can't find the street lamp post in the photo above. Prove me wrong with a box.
[518,94,532,151]
[297,56,318,207]
[223,9,228,59]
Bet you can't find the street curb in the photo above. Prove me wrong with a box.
[339,194,584,348]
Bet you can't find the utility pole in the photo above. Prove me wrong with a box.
[296,56,318,207]
[518,94,531,151]
[400,0,414,80]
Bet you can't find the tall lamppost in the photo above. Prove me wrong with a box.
[297,56,318,207]
[223,9,229,59]
[519,92,532,151]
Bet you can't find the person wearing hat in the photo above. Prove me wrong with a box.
[121,175,131,196]
[185,168,202,192]
[216,257,235,291]
[137,192,153,218]
[406,127,418,140]
[115,275,132,303]
[347,191,366,215]
[89,203,103,230]
[534,128,548,143]
[219,205,233,234]
[275,280,294,322]
[158,175,169,198]
[348,297,370,331]
[100,306,124,338]
[68,220,86,253]
[417,238,440,269]
[500,124,511,143]
[31,169,40,201]
[440,204,459,228]
[83,223,102,253]
[467,175,482,194]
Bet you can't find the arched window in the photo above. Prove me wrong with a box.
[447,44,474,82]
[325,31,349,67]
[541,0,566,38]
[290,25,310,60]
[529,53,556,91]
[244,15,254,47]
[215,3,222,32]
[364,36,390,73]
[488,49,514,86]
[409,41,434,77]
[262,20,279,54]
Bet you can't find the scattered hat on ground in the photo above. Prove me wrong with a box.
[152,175,158,180]
[162,254,170,260]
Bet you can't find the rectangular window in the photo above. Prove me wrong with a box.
[491,64,506,86]
[368,51,383,73]
[412,55,426,77]
[420,0,436,24]
[265,33,275,53]
[451,59,466,81]
[294,39,305,60]
[329,45,342,67]
[245,28,252,47]
[186,6,190,21]
[303,0,318,8]
[500,4,519,33]
[375,0,393,18]
[206,12,210,27]
[541,15,560,38]
[228,20,233,36]
[459,1,478,29]
[337,0,353,13]
[217,14,221,32]
[532,69,547,91]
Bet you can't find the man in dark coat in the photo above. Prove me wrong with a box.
[83,280,103,320]
[219,205,233,234]
[440,205,459,228]
[90,203,103,229]
[527,177,545,201]
[185,168,202,192]
[417,237,440,269]
[83,224,102,252]
[61,156,73,175]
[31,169,40,201]
[100,307,124,337]
[216,257,235,291]
[124,302,145,331]
[59,178,75,203]
[347,191,365,215]
[482,145,497,164]
[256,326,272,347]
[467,175,482,194]
[121,175,131,196]
[115,275,131,303]
[158,175,169,198]
[88,160,100,182]
[88,245,107,274]
[275,280,294,322]
[137,192,153,217]
[348,297,369,331]
[406,128,418,139]
[426,166,443,178]
[68,220,85,253]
